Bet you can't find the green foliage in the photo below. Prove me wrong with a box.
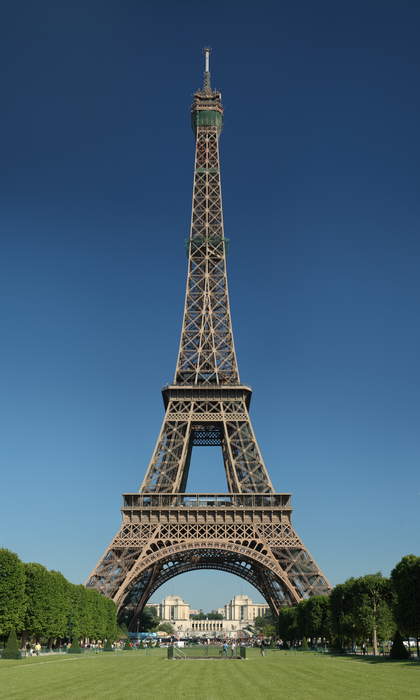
[24,563,71,641]
[67,584,117,642]
[103,638,114,652]
[329,574,394,649]
[329,579,358,648]
[1,549,117,645]
[351,573,395,654]
[278,607,298,643]
[304,596,331,639]
[1,628,21,659]
[301,636,309,650]
[67,634,82,654]
[390,631,410,660]
[391,554,420,639]
[118,622,129,639]
[104,596,118,642]
[137,606,159,632]
[0,549,26,635]
[254,611,276,637]
[124,638,132,650]
[48,571,72,639]
[190,611,223,620]
[207,611,224,620]
[157,622,175,634]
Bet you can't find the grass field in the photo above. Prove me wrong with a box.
[0,649,419,700]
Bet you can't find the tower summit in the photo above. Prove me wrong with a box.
[87,51,330,629]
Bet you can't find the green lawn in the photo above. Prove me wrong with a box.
[0,649,419,700]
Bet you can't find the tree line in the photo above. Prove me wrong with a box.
[0,549,118,647]
[1,547,418,653]
[257,554,420,656]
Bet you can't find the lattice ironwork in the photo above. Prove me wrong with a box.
[86,49,331,628]
[140,389,273,493]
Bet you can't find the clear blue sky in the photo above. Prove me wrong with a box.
[1,1,419,612]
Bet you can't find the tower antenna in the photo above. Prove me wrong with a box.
[203,46,212,92]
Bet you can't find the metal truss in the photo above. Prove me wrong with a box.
[87,494,330,629]
[140,388,274,493]
[86,50,331,626]
[175,98,238,386]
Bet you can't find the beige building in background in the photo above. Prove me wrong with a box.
[148,593,269,638]
[216,594,269,623]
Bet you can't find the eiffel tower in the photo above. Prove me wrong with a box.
[87,49,330,628]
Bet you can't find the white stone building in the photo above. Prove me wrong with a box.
[216,594,269,623]
[148,593,270,638]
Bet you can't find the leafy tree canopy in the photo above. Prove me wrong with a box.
[157,622,175,634]
[391,554,420,638]
[138,606,159,632]
[0,549,26,635]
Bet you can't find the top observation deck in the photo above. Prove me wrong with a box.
[191,47,223,135]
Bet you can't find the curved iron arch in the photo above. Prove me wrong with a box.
[116,543,297,630]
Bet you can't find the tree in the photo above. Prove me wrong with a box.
[84,588,106,641]
[68,633,82,654]
[278,607,298,644]
[191,611,223,620]
[158,622,175,634]
[118,622,129,639]
[1,549,117,647]
[329,580,357,649]
[0,549,26,636]
[206,612,224,620]
[306,596,330,641]
[103,596,118,642]
[254,610,277,637]
[390,630,410,660]
[296,600,310,640]
[24,563,70,643]
[1,629,21,659]
[391,554,420,657]
[47,571,71,643]
[138,606,159,632]
[329,575,394,652]
[67,585,84,640]
[254,611,276,637]
[353,574,394,655]
[24,563,51,641]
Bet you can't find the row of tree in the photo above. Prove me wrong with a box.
[256,554,420,656]
[134,606,175,635]
[0,549,118,645]
[190,611,224,620]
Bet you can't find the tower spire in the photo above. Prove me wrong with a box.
[203,46,212,93]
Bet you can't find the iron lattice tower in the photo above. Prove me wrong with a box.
[87,49,330,628]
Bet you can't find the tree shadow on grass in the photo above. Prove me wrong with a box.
[329,654,420,669]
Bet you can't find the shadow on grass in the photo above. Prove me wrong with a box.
[325,653,420,668]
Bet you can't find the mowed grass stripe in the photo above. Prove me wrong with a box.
[0,649,419,700]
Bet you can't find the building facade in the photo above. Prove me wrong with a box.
[216,594,270,623]
[148,593,270,638]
